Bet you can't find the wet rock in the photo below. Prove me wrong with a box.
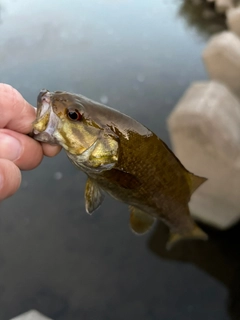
[215,0,233,13]
[10,310,53,320]
[227,7,240,37]
[203,31,240,97]
[167,81,240,229]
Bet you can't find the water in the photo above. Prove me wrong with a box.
[0,0,239,319]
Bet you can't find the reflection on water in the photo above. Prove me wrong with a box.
[149,222,240,320]
[0,0,238,319]
[178,0,226,38]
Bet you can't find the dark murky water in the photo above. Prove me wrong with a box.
[0,0,240,319]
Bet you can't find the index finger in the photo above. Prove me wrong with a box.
[0,83,36,133]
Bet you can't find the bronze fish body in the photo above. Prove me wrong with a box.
[33,90,208,249]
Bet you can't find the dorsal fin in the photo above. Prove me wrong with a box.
[188,172,207,195]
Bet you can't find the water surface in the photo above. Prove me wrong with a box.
[0,1,239,319]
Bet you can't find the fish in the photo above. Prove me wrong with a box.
[32,89,208,249]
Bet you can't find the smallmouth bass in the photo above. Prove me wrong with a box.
[33,90,208,249]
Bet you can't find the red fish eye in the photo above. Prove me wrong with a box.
[67,109,82,121]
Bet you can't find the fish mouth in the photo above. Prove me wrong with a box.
[33,131,58,144]
[32,90,59,145]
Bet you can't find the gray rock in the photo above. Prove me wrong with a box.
[167,81,240,229]
[203,31,240,97]
[10,310,53,320]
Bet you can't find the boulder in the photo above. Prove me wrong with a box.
[215,0,233,13]
[167,81,240,229]
[227,7,240,37]
[203,31,240,97]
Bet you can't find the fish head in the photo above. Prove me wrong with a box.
[33,90,102,155]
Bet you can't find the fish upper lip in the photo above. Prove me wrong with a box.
[36,91,52,119]
[37,89,50,104]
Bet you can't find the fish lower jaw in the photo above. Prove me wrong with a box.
[33,131,58,144]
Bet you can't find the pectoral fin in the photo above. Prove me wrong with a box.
[129,206,155,234]
[85,178,104,214]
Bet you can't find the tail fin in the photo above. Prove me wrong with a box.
[166,225,208,251]
[188,172,207,195]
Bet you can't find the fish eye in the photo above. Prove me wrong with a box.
[67,109,82,121]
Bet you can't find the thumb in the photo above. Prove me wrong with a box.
[0,159,21,200]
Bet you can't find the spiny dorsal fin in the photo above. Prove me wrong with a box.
[188,173,207,195]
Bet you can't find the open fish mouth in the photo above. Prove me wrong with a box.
[32,90,59,145]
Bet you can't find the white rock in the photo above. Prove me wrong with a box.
[203,31,240,97]
[10,310,53,320]
[167,81,240,229]
[227,7,240,37]
[215,0,233,13]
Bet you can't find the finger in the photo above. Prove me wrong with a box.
[42,143,62,157]
[0,83,36,133]
[0,129,43,170]
[0,159,21,200]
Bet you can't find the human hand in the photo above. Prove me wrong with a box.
[0,84,61,200]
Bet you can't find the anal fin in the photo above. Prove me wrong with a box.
[129,206,155,234]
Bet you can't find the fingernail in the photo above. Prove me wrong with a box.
[0,133,23,161]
